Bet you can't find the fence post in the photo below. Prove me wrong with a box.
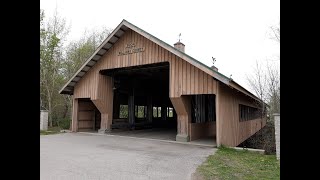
[274,113,280,160]
[40,110,49,131]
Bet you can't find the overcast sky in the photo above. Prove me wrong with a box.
[40,0,280,93]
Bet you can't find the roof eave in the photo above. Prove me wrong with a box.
[229,80,269,107]
[122,20,231,85]
[59,19,128,94]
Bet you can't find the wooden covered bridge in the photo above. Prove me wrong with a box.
[59,19,266,147]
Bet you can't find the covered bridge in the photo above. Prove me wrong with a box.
[60,19,266,147]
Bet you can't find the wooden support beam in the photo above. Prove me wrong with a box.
[72,98,79,132]
[113,92,120,119]
[216,82,221,146]
[170,96,191,142]
[93,109,96,130]
[147,96,153,122]
[161,103,167,121]
[91,75,113,133]
[128,90,135,129]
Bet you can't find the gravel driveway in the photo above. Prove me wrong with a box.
[40,133,216,180]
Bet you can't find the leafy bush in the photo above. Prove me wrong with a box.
[57,117,71,130]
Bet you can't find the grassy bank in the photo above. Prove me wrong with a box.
[40,126,61,135]
[195,146,280,180]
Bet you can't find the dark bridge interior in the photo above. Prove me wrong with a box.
[100,62,177,131]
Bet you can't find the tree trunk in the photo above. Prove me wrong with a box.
[47,87,53,127]
[48,99,52,127]
[62,99,69,118]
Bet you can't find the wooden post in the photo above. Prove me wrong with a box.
[170,96,191,142]
[93,109,96,130]
[100,113,110,132]
[113,92,120,119]
[92,75,114,133]
[72,98,79,132]
[161,103,167,121]
[128,88,135,129]
[274,113,280,160]
[216,82,221,146]
[147,96,153,123]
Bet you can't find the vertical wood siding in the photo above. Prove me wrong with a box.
[71,29,264,145]
[77,100,95,131]
[73,29,218,100]
[217,83,267,147]
[71,98,78,132]
[190,122,216,141]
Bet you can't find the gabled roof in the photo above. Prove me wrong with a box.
[59,19,263,104]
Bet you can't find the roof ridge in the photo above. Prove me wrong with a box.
[123,20,230,80]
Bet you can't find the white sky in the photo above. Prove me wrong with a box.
[40,0,280,93]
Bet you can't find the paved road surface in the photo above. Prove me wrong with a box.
[40,133,216,180]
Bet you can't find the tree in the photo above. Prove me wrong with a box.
[243,22,280,153]
[58,27,112,125]
[247,21,280,115]
[270,22,280,44]
[245,60,269,150]
[40,8,112,129]
[40,9,69,127]
[266,62,280,114]
[62,27,112,79]
[268,22,280,113]
[247,60,268,114]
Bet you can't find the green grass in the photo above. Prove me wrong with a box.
[196,146,280,180]
[40,126,62,135]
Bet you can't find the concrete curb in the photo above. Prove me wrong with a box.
[60,130,72,133]
[77,132,216,148]
[232,147,265,154]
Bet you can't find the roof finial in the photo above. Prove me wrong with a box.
[178,33,181,42]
